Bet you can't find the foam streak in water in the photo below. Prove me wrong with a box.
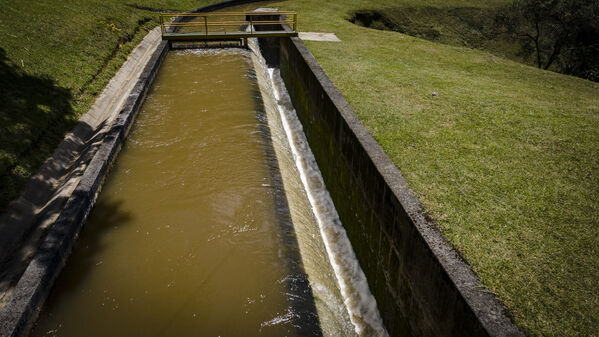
[248,39,389,337]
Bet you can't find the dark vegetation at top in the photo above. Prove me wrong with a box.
[349,0,599,82]
[497,0,599,80]
[349,7,505,53]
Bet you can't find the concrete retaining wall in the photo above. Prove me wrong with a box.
[0,40,169,337]
[275,36,524,337]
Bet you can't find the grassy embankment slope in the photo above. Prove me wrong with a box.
[0,0,216,210]
[265,0,598,335]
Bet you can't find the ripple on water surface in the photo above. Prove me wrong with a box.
[31,49,316,337]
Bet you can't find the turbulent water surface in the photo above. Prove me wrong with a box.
[32,44,386,337]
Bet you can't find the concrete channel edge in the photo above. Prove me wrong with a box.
[275,36,526,337]
[0,1,264,336]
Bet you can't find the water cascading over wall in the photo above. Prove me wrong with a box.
[256,33,523,337]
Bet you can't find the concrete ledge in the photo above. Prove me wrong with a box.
[276,36,525,337]
[0,2,268,336]
[0,27,163,308]
[0,39,169,337]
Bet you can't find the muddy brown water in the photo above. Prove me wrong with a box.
[30,49,358,337]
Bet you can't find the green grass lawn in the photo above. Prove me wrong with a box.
[262,0,598,335]
[1,0,598,335]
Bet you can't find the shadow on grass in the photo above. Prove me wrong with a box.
[0,47,76,212]
[0,47,103,307]
[348,7,503,48]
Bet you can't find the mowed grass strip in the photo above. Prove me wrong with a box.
[0,0,215,210]
[265,0,599,335]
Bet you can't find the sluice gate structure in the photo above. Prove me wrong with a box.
[160,11,298,47]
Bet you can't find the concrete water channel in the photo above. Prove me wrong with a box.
[29,45,383,336]
[0,5,525,337]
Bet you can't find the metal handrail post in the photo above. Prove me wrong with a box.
[293,13,297,31]
[159,11,298,41]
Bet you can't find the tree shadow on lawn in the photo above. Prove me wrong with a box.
[0,47,77,212]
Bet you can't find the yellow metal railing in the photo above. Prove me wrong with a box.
[159,11,298,36]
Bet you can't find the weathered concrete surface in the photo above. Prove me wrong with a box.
[299,32,341,42]
[0,27,163,310]
[0,27,163,311]
[0,1,264,336]
[274,36,525,337]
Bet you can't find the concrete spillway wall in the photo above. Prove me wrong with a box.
[272,37,523,337]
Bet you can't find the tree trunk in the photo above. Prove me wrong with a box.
[543,39,563,70]
[534,20,542,68]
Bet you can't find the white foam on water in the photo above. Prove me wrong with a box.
[248,38,389,337]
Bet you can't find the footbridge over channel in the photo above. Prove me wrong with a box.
[160,11,298,46]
